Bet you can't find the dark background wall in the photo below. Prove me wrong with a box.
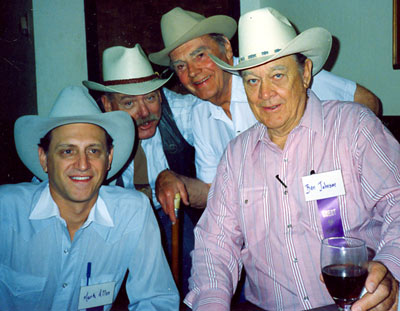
[0,0,36,184]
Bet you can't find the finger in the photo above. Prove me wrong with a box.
[366,262,388,293]
[177,185,189,205]
[353,275,393,311]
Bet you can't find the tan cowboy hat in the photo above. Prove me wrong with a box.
[14,86,135,181]
[83,44,172,95]
[148,7,237,66]
[210,7,332,75]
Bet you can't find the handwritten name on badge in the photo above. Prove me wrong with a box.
[302,170,345,201]
[78,282,115,309]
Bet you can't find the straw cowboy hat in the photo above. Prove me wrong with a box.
[14,86,135,181]
[210,7,332,75]
[148,7,237,66]
[83,44,172,95]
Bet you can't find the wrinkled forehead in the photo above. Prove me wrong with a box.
[169,34,218,61]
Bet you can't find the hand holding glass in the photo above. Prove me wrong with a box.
[320,237,368,311]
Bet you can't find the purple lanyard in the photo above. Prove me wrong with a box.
[317,196,344,238]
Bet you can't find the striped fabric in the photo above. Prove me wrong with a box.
[185,91,400,311]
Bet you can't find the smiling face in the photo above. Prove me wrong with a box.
[169,34,233,107]
[241,55,312,146]
[102,90,162,140]
[39,123,113,210]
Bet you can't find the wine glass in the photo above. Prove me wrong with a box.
[320,237,368,311]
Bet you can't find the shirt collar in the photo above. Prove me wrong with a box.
[29,184,114,228]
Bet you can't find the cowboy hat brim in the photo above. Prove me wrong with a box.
[149,15,237,66]
[14,111,134,181]
[210,27,332,76]
[83,71,173,95]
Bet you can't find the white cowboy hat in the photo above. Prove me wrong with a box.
[148,7,237,66]
[83,44,172,95]
[14,86,135,181]
[210,7,332,75]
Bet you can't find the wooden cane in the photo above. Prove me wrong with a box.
[171,193,181,286]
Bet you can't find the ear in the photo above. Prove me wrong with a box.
[38,147,48,173]
[101,95,112,112]
[223,35,234,66]
[303,58,313,89]
[107,147,114,171]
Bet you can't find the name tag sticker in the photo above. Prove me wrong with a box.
[78,282,115,309]
[302,170,345,201]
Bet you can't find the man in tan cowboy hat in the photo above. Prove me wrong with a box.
[149,6,381,223]
[0,86,179,310]
[83,44,207,295]
[183,7,400,311]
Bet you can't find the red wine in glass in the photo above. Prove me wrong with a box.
[322,263,368,308]
[321,237,368,311]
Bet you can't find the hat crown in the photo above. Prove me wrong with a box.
[49,86,101,117]
[238,7,297,62]
[160,7,206,48]
[102,44,155,81]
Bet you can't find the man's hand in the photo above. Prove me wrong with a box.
[351,261,399,311]
[155,169,189,223]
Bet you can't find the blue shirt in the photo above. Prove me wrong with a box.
[0,181,179,310]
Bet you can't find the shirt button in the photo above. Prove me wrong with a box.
[63,249,69,254]
[244,199,248,204]
[293,258,298,263]
[62,283,68,288]
[284,158,288,162]
[303,296,309,301]
[287,224,292,229]
[284,190,288,195]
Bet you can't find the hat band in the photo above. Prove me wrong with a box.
[238,49,282,63]
[103,73,159,86]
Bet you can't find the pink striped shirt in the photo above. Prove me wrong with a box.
[184,92,400,311]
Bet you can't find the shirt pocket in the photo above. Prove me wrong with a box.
[0,263,46,308]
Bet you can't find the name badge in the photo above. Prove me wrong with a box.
[78,282,115,309]
[302,170,345,201]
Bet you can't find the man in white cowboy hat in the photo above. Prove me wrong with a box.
[183,7,400,311]
[0,86,179,310]
[149,6,381,221]
[83,43,208,295]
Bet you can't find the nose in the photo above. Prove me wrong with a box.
[137,101,150,118]
[187,61,200,78]
[76,152,90,171]
[259,80,276,100]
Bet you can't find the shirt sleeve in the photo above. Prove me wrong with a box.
[353,108,400,280]
[311,70,356,101]
[125,195,180,310]
[184,147,243,310]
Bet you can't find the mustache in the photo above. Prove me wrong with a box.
[135,114,160,126]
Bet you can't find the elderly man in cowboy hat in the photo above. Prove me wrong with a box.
[0,86,179,310]
[83,44,207,295]
[182,7,400,311]
[149,6,381,223]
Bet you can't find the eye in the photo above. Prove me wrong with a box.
[273,73,284,79]
[59,149,74,157]
[123,101,134,109]
[174,63,186,72]
[145,94,155,102]
[196,52,205,59]
[246,78,259,86]
[88,148,102,157]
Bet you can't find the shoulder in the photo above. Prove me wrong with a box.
[162,87,201,107]
[99,185,152,218]
[312,70,356,101]
[0,182,42,202]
